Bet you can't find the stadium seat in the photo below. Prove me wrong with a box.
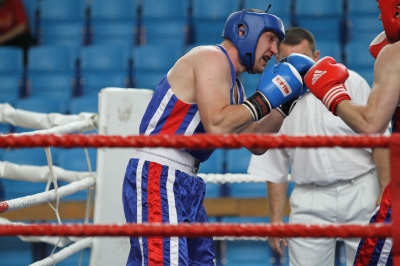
[39,23,85,47]
[0,46,24,75]
[142,20,187,49]
[345,40,375,70]
[91,21,135,46]
[198,149,226,174]
[28,45,77,74]
[132,44,182,89]
[13,96,68,133]
[69,96,98,115]
[79,44,131,95]
[141,0,188,21]
[0,75,21,107]
[221,216,289,266]
[133,44,181,72]
[298,17,341,42]
[90,0,136,22]
[80,73,127,96]
[226,148,252,174]
[348,0,380,16]
[317,41,342,62]
[296,0,342,17]
[2,148,49,199]
[27,73,75,100]
[0,237,32,265]
[243,0,290,20]
[349,16,383,42]
[192,0,240,44]
[56,148,97,172]
[39,0,86,23]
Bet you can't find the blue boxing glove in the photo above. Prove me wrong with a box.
[276,53,315,117]
[242,62,303,121]
[280,53,314,95]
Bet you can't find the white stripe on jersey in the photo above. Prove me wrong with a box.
[167,167,179,266]
[377,238,393,266]
[184,111,201,135]
[136,160,145,266]
[145,88,174,135]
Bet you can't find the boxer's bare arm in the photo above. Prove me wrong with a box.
[337,43,400,134]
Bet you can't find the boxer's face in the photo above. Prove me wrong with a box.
[252,31,279,74]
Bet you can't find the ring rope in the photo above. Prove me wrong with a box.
[0,133,391,149]
[0,177,95,213]
[29,237,93,266]
[0,223,391,239]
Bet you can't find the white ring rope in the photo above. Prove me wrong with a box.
[2,177,95,213]
[29,237,93,266]
[0,161,91,183]
[0,103,97,132]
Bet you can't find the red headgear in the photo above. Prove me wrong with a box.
[379,0,400,42]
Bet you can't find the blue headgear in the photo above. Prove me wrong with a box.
[222,10,285,74]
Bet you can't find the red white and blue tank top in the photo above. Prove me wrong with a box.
[139,45,246,162]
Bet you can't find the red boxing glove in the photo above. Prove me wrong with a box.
[370,31,392,59]
[304,57,350,115]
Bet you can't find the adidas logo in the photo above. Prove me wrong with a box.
[311,70,327,85]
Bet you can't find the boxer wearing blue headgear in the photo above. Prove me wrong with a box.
[222,9,286,74]
[123,7,305,266]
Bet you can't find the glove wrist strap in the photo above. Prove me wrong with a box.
[242,91,271,121]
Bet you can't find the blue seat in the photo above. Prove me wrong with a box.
[2,148,49,199]
[40,0,86,23]
[192,0,240,44]
[221,217,288,266]
[348,0,380,16]
[298,17,341,42]
[296,0,342,17]
[317,41,342,62]
[349,16,383,42]
[79,44,131,94]
[91,21,135,46]
[15,96,67,115]
[226,148,252,174]
[133,44,181,72]
[132,44,181,89]
[230,182,267,198]
[28,45,77,74]
[90,0,136,22]
[56,148,97,172]
[0,46,24,74]
[0,237,32,265]
[56,148,96,200]
[81,73,127,96]
[345,40,375,70]
[0,75,21,106]
[142,20,187,49]
[243,0,290,20]
[28,73,75,100]
[193,0,240,20]
[69,96,98,115]
[198,149,225,174]
[40,22,85,47]
[142,0,188,21]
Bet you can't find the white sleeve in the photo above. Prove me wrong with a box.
[247,148,290,183]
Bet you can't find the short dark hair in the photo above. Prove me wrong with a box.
[279,27,316,53]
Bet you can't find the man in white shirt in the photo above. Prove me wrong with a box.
[247,27,390,266]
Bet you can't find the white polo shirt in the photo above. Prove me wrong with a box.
[248,70,390,186]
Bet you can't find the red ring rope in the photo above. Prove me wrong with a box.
[0,223,391,238]
[0,133,390,149]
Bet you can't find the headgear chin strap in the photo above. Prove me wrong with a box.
[379,0,400,42]
[222,10,285,74]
